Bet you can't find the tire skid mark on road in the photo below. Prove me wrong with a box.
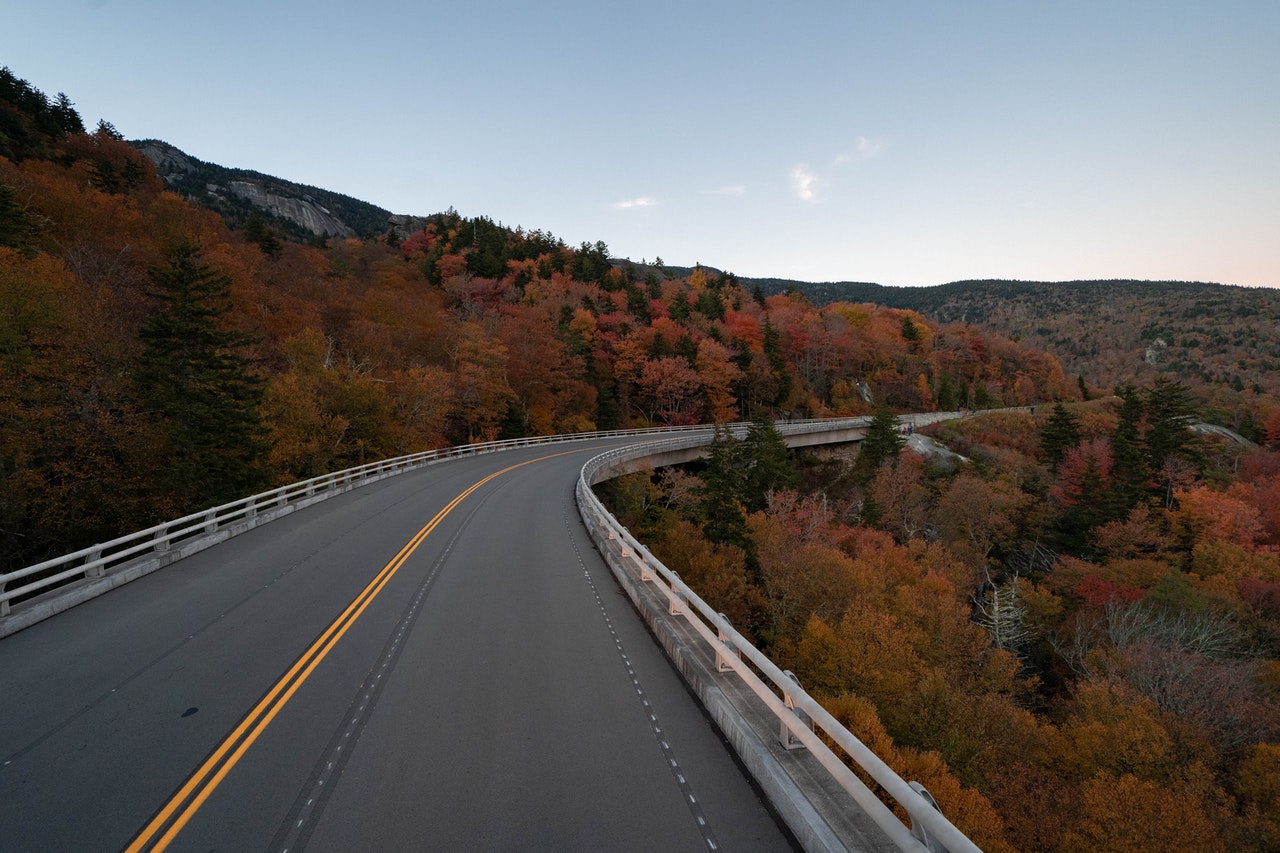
[562,508,722,852]
[269,501,485,853]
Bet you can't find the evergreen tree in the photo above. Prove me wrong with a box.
[51,93,84,134]
[739,416,798,512]
[243,212,282,258]
[697,425,751,553]
[1039,403,1081,471]
[1143,377,1202,474]
[136,240,266,510]
[1077,374,1091,401]
[1110,384,1147,510]
[761,318,792,408]
[900,315,920,344]
[696,286,725,321]
[936,373,959,411]
[856,406,906,483]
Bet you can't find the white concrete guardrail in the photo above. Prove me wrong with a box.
[5,414,933,634]
[577,413,995,853]
[0,423,730,635]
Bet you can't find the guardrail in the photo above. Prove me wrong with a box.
[0,409,1008,627]
[2,413,913,624]
[576,419,984,853]
[0,423,729,625]
[4,408,1011,845]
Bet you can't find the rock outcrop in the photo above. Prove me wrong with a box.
[132,139,388,239]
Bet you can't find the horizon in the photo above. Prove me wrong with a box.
[4,1,1277,289]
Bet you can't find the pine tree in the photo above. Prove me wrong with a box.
[1077,374,1091,401]
[739,416,798,512]
[1039,402,1081,471]
[761,318,792,408]
[697,425,752,548]
[136,240,266,510]
[1110,384,1147,511]
[1143,377,1202,474]
[856,406,906,483]
[243,212,282,258]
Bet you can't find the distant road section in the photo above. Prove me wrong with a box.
[0,438,793,851]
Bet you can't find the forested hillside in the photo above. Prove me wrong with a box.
[746,277,1280,440]
[1,67,1073,573]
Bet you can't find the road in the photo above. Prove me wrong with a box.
[0,438,793,851]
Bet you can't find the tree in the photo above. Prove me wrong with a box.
[638,356,703,425]
[1039,402,1081,471]
[244,211,282,258]
[1110,385,1147,511]
[136,240,266,509]
[974,577,1031,654]
[1052,437,1120,547]
[739,416,798,512]
[936,474,1023,580]
[51,93,84,134]
[855,405,905,483]
[696,425,754,561]
[1144,377,1202,475]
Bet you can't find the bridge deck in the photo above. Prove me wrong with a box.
[0,439,794,851]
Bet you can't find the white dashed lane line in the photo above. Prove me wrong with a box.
[563,510,722,852]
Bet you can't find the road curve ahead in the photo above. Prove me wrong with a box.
[0,438,793,852]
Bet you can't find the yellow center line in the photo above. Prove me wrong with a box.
[125,447,587,852]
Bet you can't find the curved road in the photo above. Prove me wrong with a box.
[0,438,793,851]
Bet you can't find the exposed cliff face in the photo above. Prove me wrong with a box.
[218,180,353,238]
[131,139,393,239]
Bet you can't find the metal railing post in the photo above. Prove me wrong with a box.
[779,670,813,750]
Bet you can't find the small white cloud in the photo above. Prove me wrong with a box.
[833,135,886,166]
[612,196,657,210]
[791,165,818,202]
[703,184,746,197]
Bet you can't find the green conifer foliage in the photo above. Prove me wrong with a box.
[136,240,266,510]
[856,405,906,483]
[1143,377,1202,473]
[1110,384,1147,511]
[740,416,798,512]
[1039,402,1082,471]
[697,425,751,549]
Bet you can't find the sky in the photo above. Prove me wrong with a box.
[3,0,1278,288]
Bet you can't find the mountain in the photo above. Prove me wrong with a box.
[130,139,393,240]
[125,137,1275,430]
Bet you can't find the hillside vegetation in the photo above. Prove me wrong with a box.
[604,392,1280,851]
[1,67,1072,572]
[745,277,1280,439]
[5,66,1280,851]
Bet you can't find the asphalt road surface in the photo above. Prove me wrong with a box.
[0,438,793,852]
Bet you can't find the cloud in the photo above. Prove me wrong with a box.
[703,184,746,197]
[612,196,657,209]
[833,135,886,166]
[791,165,819,202]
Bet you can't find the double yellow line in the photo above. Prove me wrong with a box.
[126,456,545,852]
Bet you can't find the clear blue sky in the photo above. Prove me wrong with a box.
[4,1,1278,288]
